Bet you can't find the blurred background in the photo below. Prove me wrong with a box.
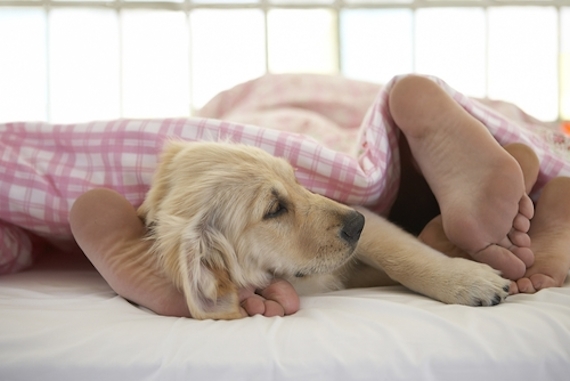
[0,0,568,124]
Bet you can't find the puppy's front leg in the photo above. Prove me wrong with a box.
[353,207,511,306]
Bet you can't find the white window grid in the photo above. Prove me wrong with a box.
[0,0,568,123]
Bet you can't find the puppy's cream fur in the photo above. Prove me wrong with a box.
[139,141,511,320]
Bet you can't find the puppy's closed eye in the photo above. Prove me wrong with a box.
[264,188,289,220]
[264,200,287,219]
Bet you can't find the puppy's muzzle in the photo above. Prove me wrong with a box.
[340,210,365,245]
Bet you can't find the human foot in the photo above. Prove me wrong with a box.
[389,76,533,279]
[70,188,300,318]
[502,143,539,251]
[419,218,524,285]
[470,144,540,279]
[420,144,558,285]
[69,188,191,317]
[514,177,570,293]
[504,143,540,194]
[240,278,300,317]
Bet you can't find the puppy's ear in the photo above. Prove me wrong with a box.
[138,141,185,223]
[153,214,243,320]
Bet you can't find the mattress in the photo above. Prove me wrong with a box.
[1,249,569,381]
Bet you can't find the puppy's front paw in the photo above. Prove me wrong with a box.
[439,258,511,307]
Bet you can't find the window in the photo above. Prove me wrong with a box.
[0,0,568,123]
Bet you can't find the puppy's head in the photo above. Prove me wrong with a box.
[138,141,364,319]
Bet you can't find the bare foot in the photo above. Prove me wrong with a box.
[418,144,539,280]
[418,215,469,260]
[389,76,533,280]
[504,143,540,194]
[240,278,300,317]
[419,215,515,294]
[69,188,300,318]
[514,177,570,293]
[502,143,540,253]
[419,144,570,293]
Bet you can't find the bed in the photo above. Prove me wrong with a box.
[1,74,570,380]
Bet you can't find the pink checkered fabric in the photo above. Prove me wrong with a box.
[1,74,569,274]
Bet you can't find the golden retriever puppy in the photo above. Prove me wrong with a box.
[138,141,511,320]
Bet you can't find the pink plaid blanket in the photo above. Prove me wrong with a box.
[1,74,569,274]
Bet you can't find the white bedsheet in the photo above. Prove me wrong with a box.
[1,250,569,381]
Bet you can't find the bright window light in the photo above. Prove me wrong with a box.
[0,8,47,123]
[561,7,570,120]
[49,8,120,124]
[190,9,266,109]
[271,0,333,4]
[416,7,486,98]
[344,0,412,4]
[0,2,566,123]
[488,6,558,121]
[341,9,413,85]
[268,9,338,74]
[193,0,257,4]
[124,0,182,2]
[121,10,190,119]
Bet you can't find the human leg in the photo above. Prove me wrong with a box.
[69,188,299,318]
[389,75,533,280]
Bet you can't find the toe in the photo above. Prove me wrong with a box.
[519,194,535,220]
[512,246,535,268]
[471,244,526,280]
[262,300,286,317]
[529,274,559,290]
[516,278,537,293]
[258,278,300,316]
[508,229,531,248]
[512,213,531,233]
[240,294,266,316]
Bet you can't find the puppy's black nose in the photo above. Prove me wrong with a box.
[340,211,365,245]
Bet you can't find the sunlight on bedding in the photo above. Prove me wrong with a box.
[0,4,568,123]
